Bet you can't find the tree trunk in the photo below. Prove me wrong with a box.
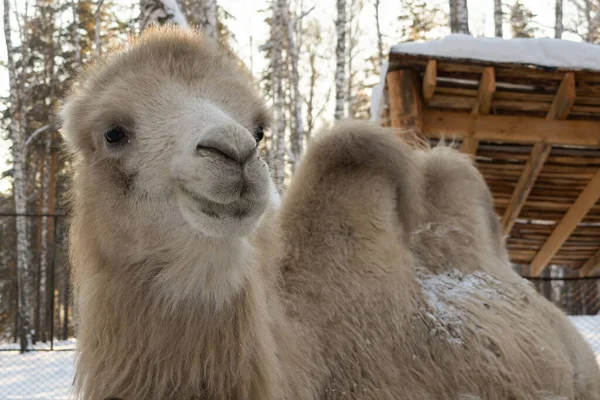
[285,3,304,172]
[449,0,458,33]
[34,150,46,344]
[140,0,189,30]
[270,0,287,189]
[4,0,33,353]
[62,260,70,340]
[457,0,469,34]
[306,49,316,139]
[346,0,355,118]
[335,0,346,120]
[450,0,469,34]
[72,0,82,63]
[94,0,104,58]
[494,0,503,37]
[191,0,218,39]
[374,0,384,67]
[49,139,59,339]
[554,0,563,38]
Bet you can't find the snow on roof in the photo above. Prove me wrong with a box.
[369,61,388,122]
[390,34,600,72]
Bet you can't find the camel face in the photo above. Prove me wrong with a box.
[60,29,273,239]
[171,97,272,237]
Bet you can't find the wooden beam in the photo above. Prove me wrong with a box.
[422,60,437,104]
[386,69,423,135]
[546,72,576,120]
[530,169,600,276]
[501,73,576,235]
[422,110,600,146]
[459,67,496,155]
[501,143,552,235]
[472,67,496,115]
[458,137,478,155]
[387,71,403,129]
[579,248,600,277]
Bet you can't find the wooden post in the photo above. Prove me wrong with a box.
[580,248,600,277]
[386,69,424,139]
[530,168,600,276]
[422,60,437,104]
[501,143,552,235]
[501,73,576,236]
[460,67,495,155]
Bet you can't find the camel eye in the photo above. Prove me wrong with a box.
[254,125,264,143]
[105,126,128,144]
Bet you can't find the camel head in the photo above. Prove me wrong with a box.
[60,27,274,240]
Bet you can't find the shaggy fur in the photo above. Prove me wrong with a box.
[61,27,600,400]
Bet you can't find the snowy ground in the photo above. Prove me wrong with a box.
[0,340,75,400]
[569,316,600,365]
[0,319,598,399]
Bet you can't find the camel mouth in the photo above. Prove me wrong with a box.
[177,184,256,220]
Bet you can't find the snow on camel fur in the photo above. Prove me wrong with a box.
[60,26,600,400]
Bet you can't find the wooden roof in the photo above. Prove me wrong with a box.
[378,51,600,277]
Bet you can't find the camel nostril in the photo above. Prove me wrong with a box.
[195,143,238,162]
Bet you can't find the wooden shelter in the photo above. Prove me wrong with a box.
[374,36,600,278]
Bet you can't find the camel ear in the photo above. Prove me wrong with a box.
[58,96,94,156]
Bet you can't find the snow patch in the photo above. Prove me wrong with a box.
[391,34,600,71]
[369,61,388,122]
[416,268,504,346]
[568,315,600,365]
[0,339,76,351]
[161,0,189,28]
[0,340,76,400]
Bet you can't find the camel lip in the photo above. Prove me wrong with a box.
[177,184,255,220]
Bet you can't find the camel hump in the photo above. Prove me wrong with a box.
[287,121,424,235]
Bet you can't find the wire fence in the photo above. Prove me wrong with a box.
[0,214,599,399]
[0,213,72,351]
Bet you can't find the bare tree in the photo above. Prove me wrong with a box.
[4,0,32,353]
[346,0,363,118]
[94,0,104,58]
[555,0,564,38]
[285,2,311,171]
[270,0,287,188]
[374,0,384,67]
[450,0,469,34]
[568,0,600,42]
[335,0,347,120]
[72,0,81,63]
[494,0,503,37]
[510,0,537,38]
[304,19,329,138]
[189,0,218,38]
[140,0,189,30]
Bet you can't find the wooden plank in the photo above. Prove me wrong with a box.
[386,69,423,134]
[387,70,403,129]
[501,73,576,236]
[546,72,576,120]
[501,143,552,234]
[422,110,600,146]
[460,137,479,155]
[530,169,600,276]
[472,67,496,115]
[422,60,437,104]
[579,248,600,277]
[460,67,496,155]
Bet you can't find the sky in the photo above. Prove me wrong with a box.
[0,0,586,193]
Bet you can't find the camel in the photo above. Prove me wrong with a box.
[60,26,600,400]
